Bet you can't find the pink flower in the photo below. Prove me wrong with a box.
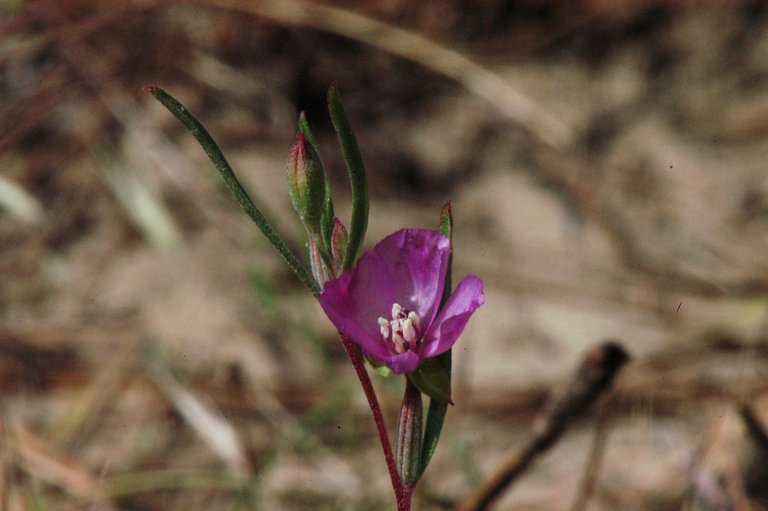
[319,229,484,374]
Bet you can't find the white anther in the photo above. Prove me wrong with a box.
[377,303,423,355]
[392,332,406,353]
[378,317,390,338]
[402,318,417,344]
[407,311,420,331]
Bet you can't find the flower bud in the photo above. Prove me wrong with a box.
[287,132,325,236]
[308,234,331,286]
[330,217,348,275]
[396,379,423,486]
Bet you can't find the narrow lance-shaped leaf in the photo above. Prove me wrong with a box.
[144,86,319,296]
[418,201,454,477]
[327,83,368,270]
[298,112,335,252]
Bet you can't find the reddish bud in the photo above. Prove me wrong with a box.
[308,234,331,286]
[287,132,325,235]
[330,217,348,275]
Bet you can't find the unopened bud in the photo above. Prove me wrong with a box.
[396,379,423,486]
[308,234,331,286]
[287,132,325,235]
[330,217,348,275]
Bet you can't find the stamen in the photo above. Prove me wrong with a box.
[402,318,417,344]
[392,332,406,353]
[377,303,423,355]
[407,311,420,331]
[378,317,389,338]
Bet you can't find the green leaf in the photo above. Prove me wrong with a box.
[418,202,455,477]
[327,83,368,270]
[438,201,453,303]
[419,349,451,473]
[145,86,319,296]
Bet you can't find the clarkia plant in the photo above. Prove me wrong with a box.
[146,83,484,510]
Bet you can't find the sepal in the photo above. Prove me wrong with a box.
[408,357,452,405]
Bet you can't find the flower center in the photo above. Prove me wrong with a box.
[377,303,422,354]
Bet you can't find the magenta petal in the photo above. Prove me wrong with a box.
[383,351,420,374]
[319,270,390,359]
[369,229,449,325]
[341,251,398,341]
[421,276,484,358]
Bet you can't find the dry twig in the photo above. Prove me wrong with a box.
[568,402,612,511]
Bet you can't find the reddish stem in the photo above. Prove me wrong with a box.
[399,485,415,511]
[340,334,407,509]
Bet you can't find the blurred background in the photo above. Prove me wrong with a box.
[2,1,768,510]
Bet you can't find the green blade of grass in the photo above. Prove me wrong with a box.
[327,83,368,270]
[145,86,319,296]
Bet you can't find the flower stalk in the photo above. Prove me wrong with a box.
[339,334,406,508]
